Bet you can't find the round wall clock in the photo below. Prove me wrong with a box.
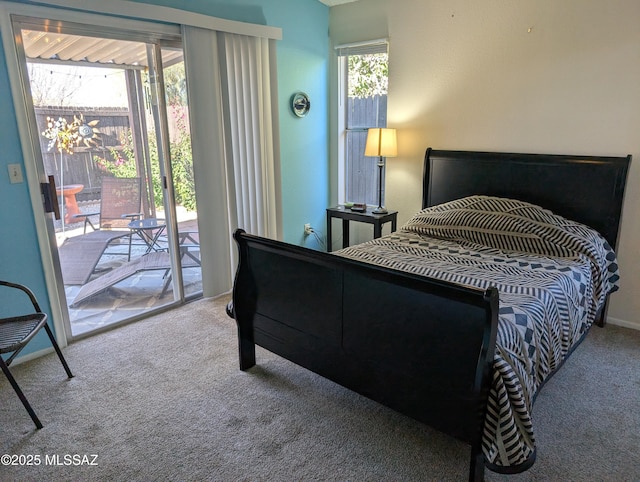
[291,92,310,117]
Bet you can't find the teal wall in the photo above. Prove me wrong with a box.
[0,0,329,353]
[130,0,330,249]
[0,41,50,340]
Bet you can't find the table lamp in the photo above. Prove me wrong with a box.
[364,127,397,214]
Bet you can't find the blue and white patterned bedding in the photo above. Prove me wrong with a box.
[335,196,619,470]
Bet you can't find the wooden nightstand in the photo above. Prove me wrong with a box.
[326,206,398,252]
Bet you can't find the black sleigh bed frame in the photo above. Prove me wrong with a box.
[228,149,630,481]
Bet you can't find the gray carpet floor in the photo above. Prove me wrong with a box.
[1,295,639,481]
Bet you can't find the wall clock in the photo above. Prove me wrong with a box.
[291,92,310,117]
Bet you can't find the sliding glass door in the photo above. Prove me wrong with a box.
[11,15,202,337]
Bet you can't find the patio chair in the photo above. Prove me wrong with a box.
[73,177,143,233]
[0,280,74,429]
[59,177,144,285]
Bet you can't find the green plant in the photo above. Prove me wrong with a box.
[94,130,137,177]
[348,53,388,99]
[168,105,196,211]
[94,118,196,211]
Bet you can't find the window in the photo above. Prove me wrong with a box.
[337,40,389,206]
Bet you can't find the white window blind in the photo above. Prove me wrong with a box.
[335,39,388,57]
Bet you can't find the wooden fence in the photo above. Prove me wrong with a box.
[346,95,388,205]
[36,106,131,202]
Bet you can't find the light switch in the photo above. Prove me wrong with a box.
[8,163,24,183]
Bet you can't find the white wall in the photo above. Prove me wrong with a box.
[330,0,640,329]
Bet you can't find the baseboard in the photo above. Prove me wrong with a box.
[7,313,636,368]
[607,316,640,331]
[11,347,54,366]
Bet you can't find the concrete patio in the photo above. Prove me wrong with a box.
[55,201,202,337]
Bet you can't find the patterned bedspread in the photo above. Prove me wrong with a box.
[335,196,619,471]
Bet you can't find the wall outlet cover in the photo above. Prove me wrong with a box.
[8,163,24,183]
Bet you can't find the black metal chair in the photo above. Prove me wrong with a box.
[0,280,73,429]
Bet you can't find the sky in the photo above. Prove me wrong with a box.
[28,63,130,108]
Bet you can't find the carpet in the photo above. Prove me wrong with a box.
[1,295,639,481]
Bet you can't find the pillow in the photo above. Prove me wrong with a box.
[401,195,618,292]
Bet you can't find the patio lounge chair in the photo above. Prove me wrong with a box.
[69,229,200,305]
[59,177,143,285]
[70,249,201,306]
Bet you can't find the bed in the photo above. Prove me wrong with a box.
[227,148,630,481]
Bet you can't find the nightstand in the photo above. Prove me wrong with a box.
[326,206,398,252]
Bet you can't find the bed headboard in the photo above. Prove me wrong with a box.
[423,148,631,249]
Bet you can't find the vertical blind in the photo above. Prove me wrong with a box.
[182,26,281,297]
[219,32,281,240]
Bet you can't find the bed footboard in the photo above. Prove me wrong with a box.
[230,229,499,481]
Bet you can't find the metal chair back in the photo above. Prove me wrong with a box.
[0,281,74,429]
[98,177,143,230]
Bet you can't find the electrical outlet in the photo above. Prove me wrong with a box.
[304,223,313,235]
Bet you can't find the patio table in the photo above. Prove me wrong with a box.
[127,218,166,260]
[56,184,84,224]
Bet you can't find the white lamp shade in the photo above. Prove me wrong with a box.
[365,128,397,157]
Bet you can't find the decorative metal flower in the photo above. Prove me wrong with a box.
[42,116,78,154]
[74,113,101,148]
[41,113,101,153]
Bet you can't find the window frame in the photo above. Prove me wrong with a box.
[336,39,389,206]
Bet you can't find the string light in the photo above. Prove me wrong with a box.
[40,67,125,80]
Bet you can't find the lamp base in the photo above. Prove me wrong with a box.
[372,206,388,214]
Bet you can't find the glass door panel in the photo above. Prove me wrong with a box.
[159,49,202,301]
[143,43,202,303]
[15,18,202,337]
